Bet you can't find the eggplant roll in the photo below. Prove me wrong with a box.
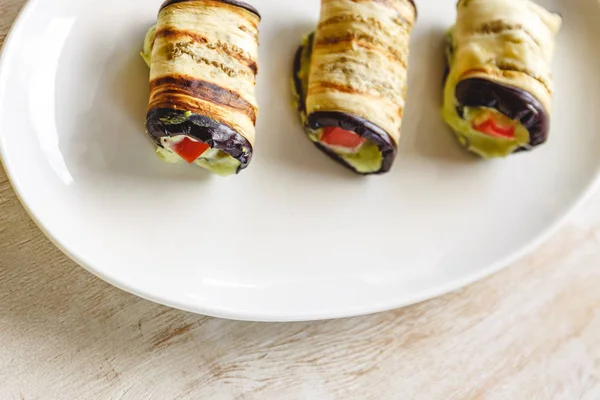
[142,0,260,176]
[293,0,416,175]
[443,0,561,158]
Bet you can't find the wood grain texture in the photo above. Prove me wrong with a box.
[2,1,600,398]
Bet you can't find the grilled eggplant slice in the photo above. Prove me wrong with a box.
[443,0,561,158]
[292,0,416,175]
[142,0,260,176]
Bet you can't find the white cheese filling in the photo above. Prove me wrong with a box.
[157,136,241,176]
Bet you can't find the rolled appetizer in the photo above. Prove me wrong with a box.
[142,0,260,176]
[293,0,416,175]
[443,0,562,158]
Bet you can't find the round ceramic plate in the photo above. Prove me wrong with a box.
[1,0,599,321]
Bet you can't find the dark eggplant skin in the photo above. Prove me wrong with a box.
[160,0,261,19]
[146,108,253,172]
[454,78,550,149]
[307,112,398,174]
[292,34,397,175]
[407,0,417,17]
[292,33,311,116]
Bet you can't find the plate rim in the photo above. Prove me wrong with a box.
[1,0,599,322]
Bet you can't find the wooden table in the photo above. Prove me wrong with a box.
[2,1,600,398]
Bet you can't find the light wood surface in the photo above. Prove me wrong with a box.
[2,1,600,398]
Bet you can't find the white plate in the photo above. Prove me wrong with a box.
[1,0,599,321]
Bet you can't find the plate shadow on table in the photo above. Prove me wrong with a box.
[1,240,418,380]
[1,240,448,381]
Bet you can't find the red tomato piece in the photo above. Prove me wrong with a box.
[172,137,210,163]
[321,127,366,150]
[473,118,515,139]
